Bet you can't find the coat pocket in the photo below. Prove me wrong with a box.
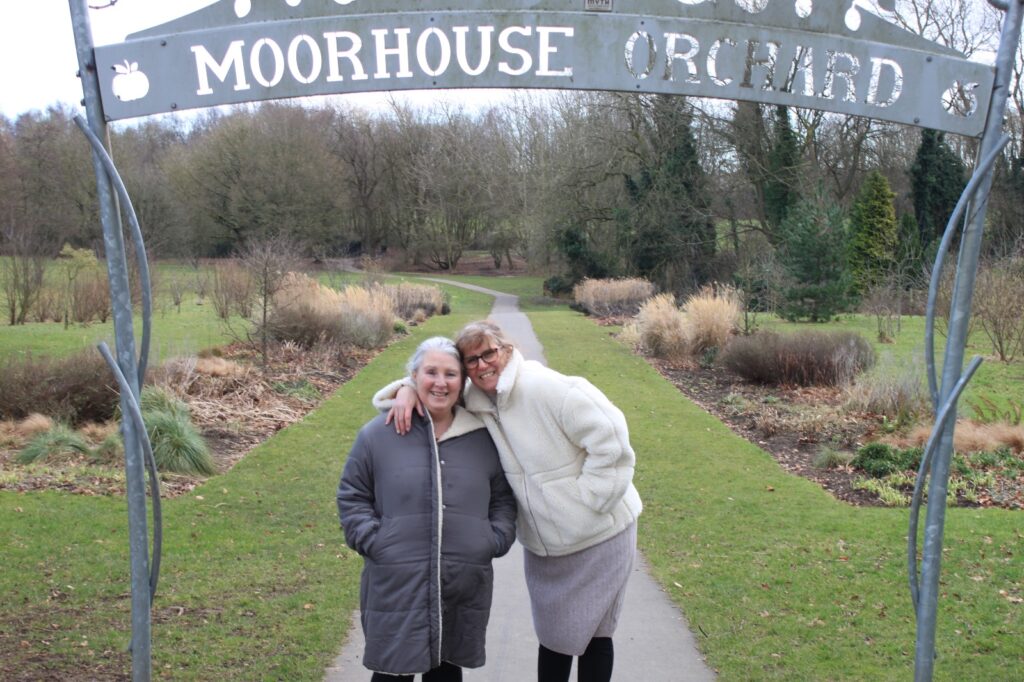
[535,468,615,548]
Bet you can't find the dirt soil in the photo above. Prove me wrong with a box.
[650,358,885,506]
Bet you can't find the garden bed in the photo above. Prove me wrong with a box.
[0,341,377,498]
[649,357,1024,510]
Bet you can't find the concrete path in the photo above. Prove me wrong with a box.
[325,280,716,681]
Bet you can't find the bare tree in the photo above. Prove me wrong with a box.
[239,233,304,368]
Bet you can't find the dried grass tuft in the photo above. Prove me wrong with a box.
[635,293,691,361]
[573,278,656,317]
[16,413,55,439]
[904,420,1024,454]
[682,283,740,354]
[78,421,119,445]
[195,356,245,377]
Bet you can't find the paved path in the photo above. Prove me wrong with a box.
[325,280,716,681]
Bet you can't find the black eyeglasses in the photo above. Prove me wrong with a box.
[463,347,500,369]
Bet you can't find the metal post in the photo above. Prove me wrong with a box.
[67,2,152,679]
[914,1,1024,679]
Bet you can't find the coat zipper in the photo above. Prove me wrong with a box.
[428,415,444,667]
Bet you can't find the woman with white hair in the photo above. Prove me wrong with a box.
[338,336,517,681]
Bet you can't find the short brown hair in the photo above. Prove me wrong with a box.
[454,320,514,356]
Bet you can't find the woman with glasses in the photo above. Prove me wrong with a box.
[374,321,642,682]
[339,336,517,681]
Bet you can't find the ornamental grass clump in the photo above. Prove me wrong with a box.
[635,293,690,361]
[17,423,92,464]
[379,282,446,320]
[573,278,656,317]
[265,274,397,349]
[133,386,215,476]
[844,354,929,423]
[265,273,346,347]
[337,284,397,348]
[682,284,740,355]
[721,330,875,386]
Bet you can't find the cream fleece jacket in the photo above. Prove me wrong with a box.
[373,349,642,557]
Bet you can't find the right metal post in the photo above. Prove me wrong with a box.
[913,2,1023,680]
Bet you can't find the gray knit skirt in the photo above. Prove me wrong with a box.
[523,522,637,656]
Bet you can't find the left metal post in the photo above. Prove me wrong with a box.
[67,2,152,679]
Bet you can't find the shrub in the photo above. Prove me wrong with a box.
[573,278,656,317]
[265,273,347,347]
[844,354,929,423]
[266,274,396,349]
[211,261,254,320]
[971,257,1024,362]
[145,409,216,476]
[337,285,396,348]
[682,283,740,354]
[720,330,875,386]
[543,275,575,297]
[380,282,445,320]
[0,351,118,424]
[635,293,690,360]
[851,442,901,477]
[71,270,111,324]
[17,423,92,464]
[851,443,920,478]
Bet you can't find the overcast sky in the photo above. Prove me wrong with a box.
[0,0,503,123]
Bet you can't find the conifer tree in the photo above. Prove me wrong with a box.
[910,129,966,251]
[848,170,898,295]
[764,105,801,236]
[779,191,852,322]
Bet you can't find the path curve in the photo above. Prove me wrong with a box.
[325,279,716,681]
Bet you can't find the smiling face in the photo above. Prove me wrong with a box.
[412,350,463,420]
[462,338,508,396]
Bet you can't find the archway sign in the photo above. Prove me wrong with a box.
[69,1,1021,681]
[94,0,993,136]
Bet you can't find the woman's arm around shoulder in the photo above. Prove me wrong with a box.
[371,377,421,435]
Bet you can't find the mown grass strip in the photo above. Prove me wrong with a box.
[0,285,493,680]
[527,305,1023,681]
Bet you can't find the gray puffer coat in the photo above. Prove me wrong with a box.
[337,407,517,675]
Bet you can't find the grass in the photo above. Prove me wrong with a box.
[528,305,1023,680]
[0,285,495,680]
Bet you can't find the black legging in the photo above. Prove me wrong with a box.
[537,637,614,682]
[371,661,462,682]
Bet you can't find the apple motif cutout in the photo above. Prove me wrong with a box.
[111,61,150,102]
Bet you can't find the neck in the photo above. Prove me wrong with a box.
[429,408,454,436]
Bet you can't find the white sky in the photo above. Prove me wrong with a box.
[0,0,505,122]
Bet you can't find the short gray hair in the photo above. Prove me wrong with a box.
[407,336,462,377]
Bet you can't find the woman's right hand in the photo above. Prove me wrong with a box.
[385,385,423,435]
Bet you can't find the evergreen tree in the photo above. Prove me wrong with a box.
[910,129,966,251]
[622,95,716,292]
[764,105,801,235]
[848,170,898,295]
[779,191,852,322]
